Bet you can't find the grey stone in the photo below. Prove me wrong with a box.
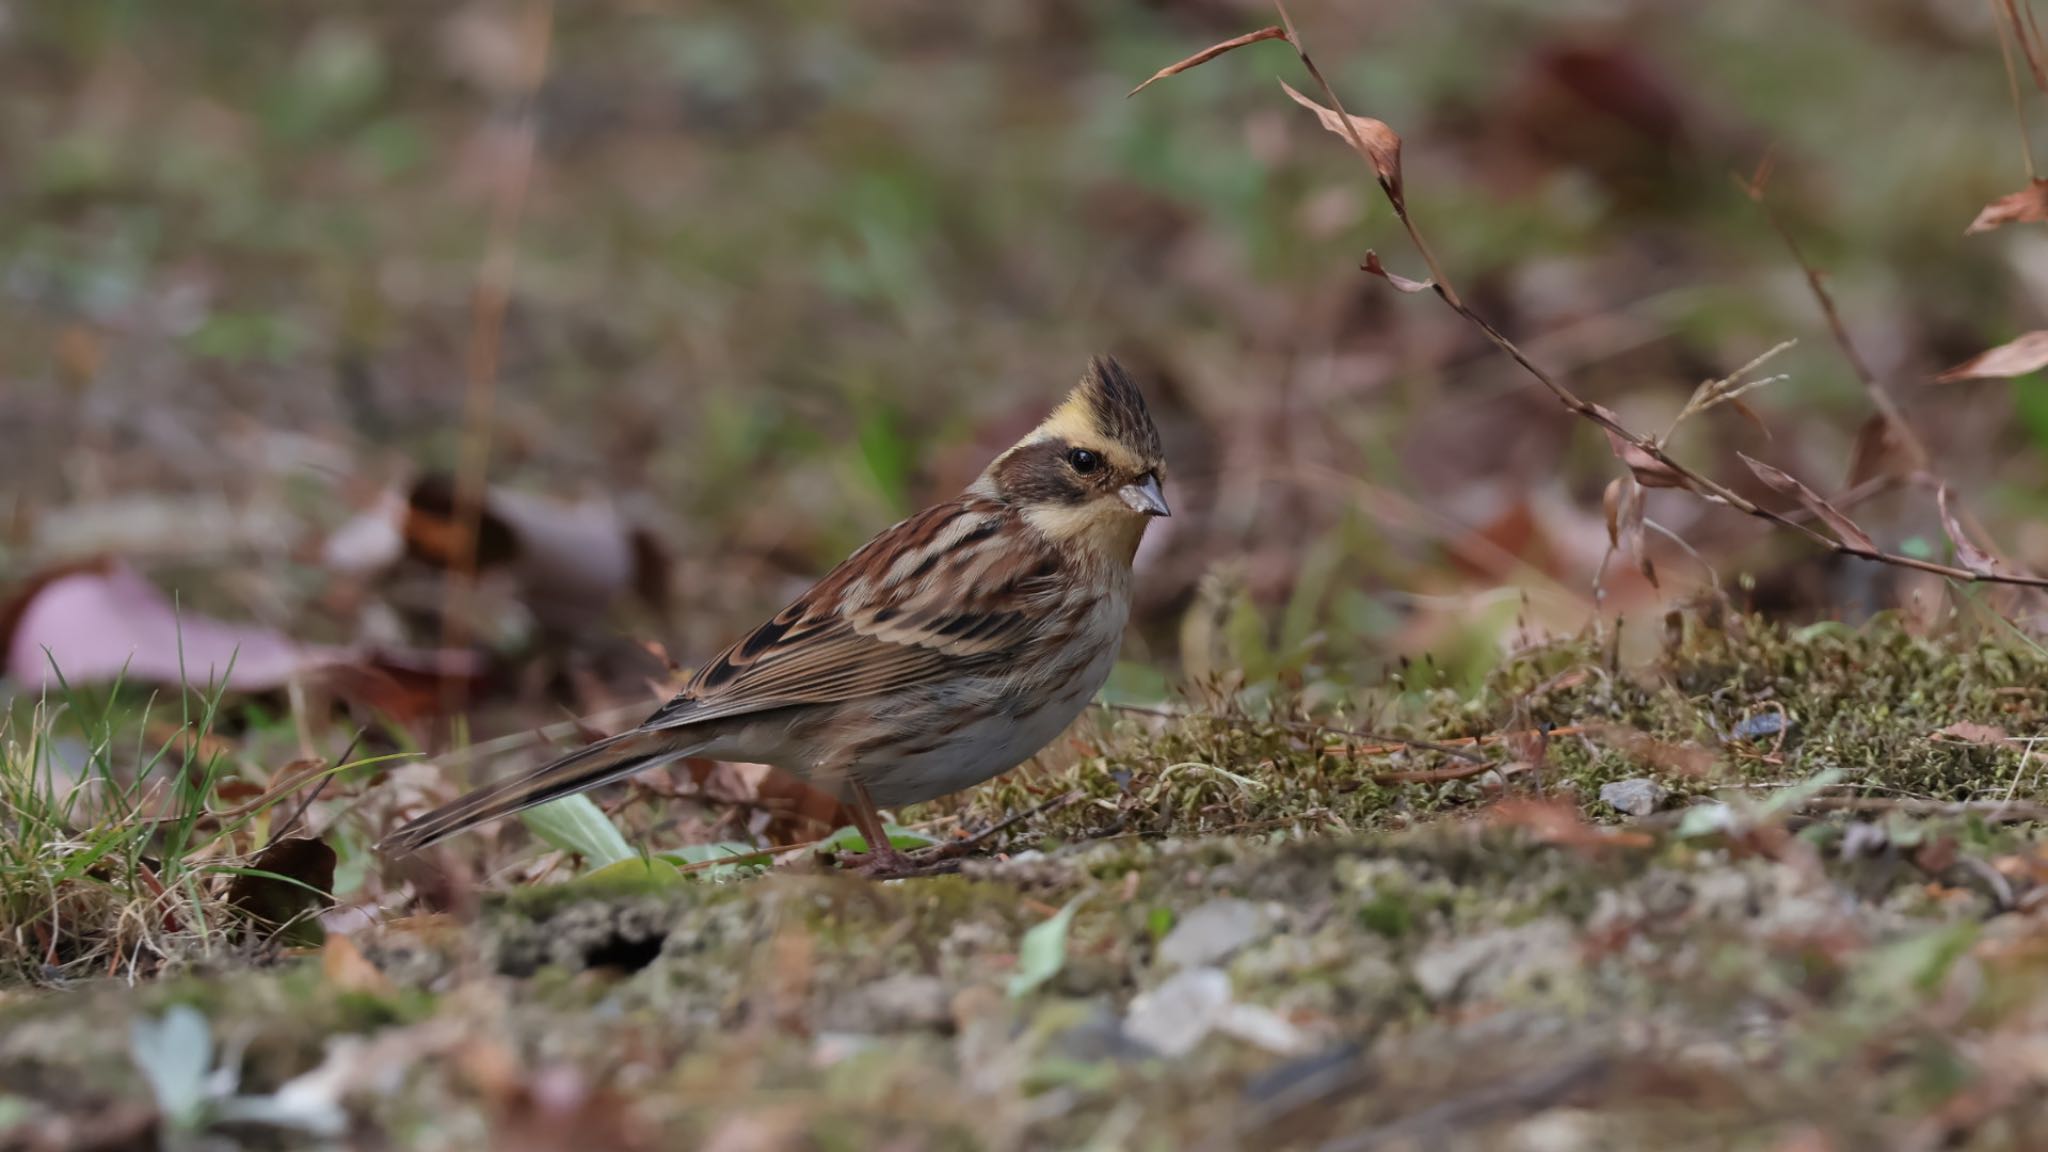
[1124,967,1232,1057]
[1598,777,1669,818]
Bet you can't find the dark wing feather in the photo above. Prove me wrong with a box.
[642,497,1063,731]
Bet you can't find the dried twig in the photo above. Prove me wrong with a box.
[1254,3,2048,590]
[441,0,556,715]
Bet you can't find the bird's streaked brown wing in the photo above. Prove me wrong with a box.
[642,497,1064,730]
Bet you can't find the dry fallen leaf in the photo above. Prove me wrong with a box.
[1128,26,1287,97]
[1279,80,1404,206]
[1,557,487,723]
[3,559,333,691]
[321,935,396,997]
[1935,331,2048,382]
[226,835,338,939]
[1488,796,1654,852]
[1965,180,2048,235]
[1738,454,1878,552]
[1588,404,1688,489]
[1932,722,2012,746]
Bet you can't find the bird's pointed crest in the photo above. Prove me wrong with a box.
[1037,355,1163,460]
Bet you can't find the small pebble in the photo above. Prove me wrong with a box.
[1598,778,1669,818]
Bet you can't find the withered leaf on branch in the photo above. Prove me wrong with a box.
[1362,250,1432,293]
[1738,454,1878,552]
[1965,181,2048,234]
[1935,331,2048,382]
[1279,80,1404,206]
[1588,403,1688,489]
[1937,485,2009,577]
[1128,26,1287,97]
[1602,474,1657,587]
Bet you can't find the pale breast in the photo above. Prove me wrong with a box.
[845,587,1130,808]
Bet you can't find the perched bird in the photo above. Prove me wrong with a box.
[382,356,1169,874]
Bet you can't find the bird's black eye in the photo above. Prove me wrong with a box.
[1067,448,1101,474]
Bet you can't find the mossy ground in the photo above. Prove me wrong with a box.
[10,612,2048,1149]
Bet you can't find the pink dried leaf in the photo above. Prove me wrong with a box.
[1279,80,1404,205]
[1128,27,1287,97]
[1935,331,2048,382]
[1362,250,1432,293]
[1737,454,1878,552]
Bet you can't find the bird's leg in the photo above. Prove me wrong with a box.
[840,779,917,876]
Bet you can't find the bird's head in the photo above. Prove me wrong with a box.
[976,355,1169,565]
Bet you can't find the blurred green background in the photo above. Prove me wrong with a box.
[4,0,2045,702]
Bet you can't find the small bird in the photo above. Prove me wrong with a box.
[382,356,1169,874]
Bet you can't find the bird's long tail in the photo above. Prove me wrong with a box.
[379,728,699,855]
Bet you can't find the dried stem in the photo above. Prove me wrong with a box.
[1748,187,1931,473]
[441,0,555,716]
[1994,0,2042,179]
[1272,1,1455,304]
[1272,2,2048,590]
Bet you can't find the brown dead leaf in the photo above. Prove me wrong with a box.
[1361,250,1432,293]
[1280,80,1404,206]
[1603,474,1657,587]
[680,758,848,846]
[1488,796,1654,852]
[1588,404,1687,488]
[1738,454,1878,551]
[1594,726,1719,777]
[1937,485,2009,577]
[1966,180,2048,234]
[322,934,396,996]
[1932,722,2012,746]
[1128,26,1286,97]
[226,835,337,938]
[1935,331,2048,382]
[326,473,672,633]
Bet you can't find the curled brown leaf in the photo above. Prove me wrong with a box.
[1738,454,1877,552]
[1937,485,2008,577]
[1128,26,1287,97]
[1279,80,1404,206]
[1935,331,2048,382]
[1603,474,1657,587]
[1965,181,2048,235]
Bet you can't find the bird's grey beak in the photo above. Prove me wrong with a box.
[1119,473,1170,517]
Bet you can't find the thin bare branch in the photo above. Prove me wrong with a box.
[1262,3,2048,590]
[1994,0,2043,177]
